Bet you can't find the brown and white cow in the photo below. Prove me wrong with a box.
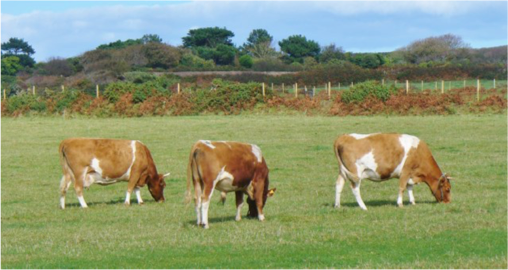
[186,140,276,229]
[59,138,169,209]
[333,133,451,210]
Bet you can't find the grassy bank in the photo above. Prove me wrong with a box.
[1,115,506,268]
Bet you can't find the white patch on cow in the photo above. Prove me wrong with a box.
[351,183,368,210]
[391,135,420,178]
[235,202,243,221]
[397,194,403,206]
[258,214,265,221]
[135,187,143,204]
[60,196,66,209]
[122,140,137,179]
[214,168,237,193]
[199,140,216,149]
[251,144,263,163]
[407,184,415,205]
[125,191,131,205]
[355,151,380,180]
[350,133,377,140]
[201,200,210,229]
[408,178,415,185]
[77,195,88,208]
[91,158,102,175]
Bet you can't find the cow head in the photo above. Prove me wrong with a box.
[148,173,169,202]
[433,174,451,203]
[247,188,276,217]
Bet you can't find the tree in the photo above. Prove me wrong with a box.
[1,56,23,76]
[42,57,74,76]
[348,53,385,69]
[278,35,320,63]
[398,34,470,64]
[1,37,35,55]
[1,37,36,67]
[245,29,273,48]
[141,34,163,44]
[142,43,180,69]
[319,44,345,63]
[182,27,234,48]
[242,29,278,59]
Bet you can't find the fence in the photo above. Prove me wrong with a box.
[4,79,506,102]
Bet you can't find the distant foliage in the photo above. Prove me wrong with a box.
[341,80,396,103]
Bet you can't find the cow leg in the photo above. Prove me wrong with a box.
[350,180,367,210]
[235,191,244,221]
[59,174,72,209]
[334,174,346,208]
[125,171,142,206]
[407,181,415,205]
[74,168,88,208]
[201,184,215,229]
[397,176,409,207]
[193,180,203,227]
[134,187,144,205]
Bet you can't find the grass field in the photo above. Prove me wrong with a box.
[2,114,507,268]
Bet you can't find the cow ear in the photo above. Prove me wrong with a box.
[268,188,276,197]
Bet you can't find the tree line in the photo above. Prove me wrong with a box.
[1,27,507,91]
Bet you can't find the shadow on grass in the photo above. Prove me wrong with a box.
[62,197,156,208]
[322,199,437,208]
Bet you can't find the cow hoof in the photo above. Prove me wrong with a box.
[203,224,209,229]
[334,204,340,209]
[397,204,404,208]
[410,201,416,205]
[138,202,144,205]
[235,217,241,222]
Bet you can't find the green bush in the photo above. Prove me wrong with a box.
[103,82,137,102]
[55,90,80,111]
[7,94,47,113]
[341,80,396,103]
[239,55,253,68]
[191,79,266,113]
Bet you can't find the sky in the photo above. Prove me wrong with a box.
[1,1,507,62]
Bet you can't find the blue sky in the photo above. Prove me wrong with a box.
[1,1,507,62]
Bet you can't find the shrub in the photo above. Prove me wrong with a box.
[239,55,253,68]
[341,80,396,103]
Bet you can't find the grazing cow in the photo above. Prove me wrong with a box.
[186,140,276,229]
[59,138,169,209]
[333,133,451,210]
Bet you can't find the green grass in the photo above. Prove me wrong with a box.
[2,115,507,268]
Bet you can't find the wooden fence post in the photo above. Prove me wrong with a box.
[295,83,298,98]
[441,80,444,94]
[463,80,466,89]
[271,83,274,91]
[313,86,316,97]
[328,82,331,98]
[61,85,65,92]
[262,83,265,97]
[3,89,6,100]
[405,80,409,94]
[96,84,100,98]
[382,79,384,86]
[477,79,480,101]
[32,86,36,95]
[282,83,285,94]
[338,82,341,89]
[177,83,180,94]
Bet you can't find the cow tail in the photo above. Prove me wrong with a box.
[334,142,358,182]
[59,141,75,182]
[185,144,198,204]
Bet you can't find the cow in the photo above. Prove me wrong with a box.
[186,140,276,229]
[333,133,451,210]
[59,138,169,209]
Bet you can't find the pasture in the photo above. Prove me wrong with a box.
[1,114,507,268]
